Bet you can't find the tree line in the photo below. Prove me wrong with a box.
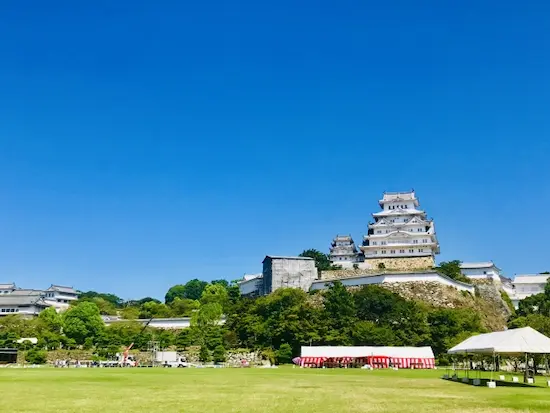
[2,253,550,365]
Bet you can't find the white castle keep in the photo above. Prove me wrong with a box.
[329,190,439,270]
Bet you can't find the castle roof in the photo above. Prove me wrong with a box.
[460,262,496,269]
[0,283,16,290]
[513,274,550,284]
[263,255,314,263]
[373,208,425,217]
[379,191,419,206]
[46,285,77,294]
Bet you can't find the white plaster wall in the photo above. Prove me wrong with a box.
[238,278,261,296]
[461,268,500,281]
[310,272,474,293]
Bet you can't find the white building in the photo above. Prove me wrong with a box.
[510,274,550,307]
[238,256,319,296]
[262,256,318,295]
[460,262,503,281]
[0,283,78,316]
[360,191,439,260]
[237,274,263,297]
[329,235,361,267]
[310,270,475,294]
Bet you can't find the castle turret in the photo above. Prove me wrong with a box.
[329,235,360,267]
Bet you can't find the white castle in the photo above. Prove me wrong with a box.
[329,190,439,270]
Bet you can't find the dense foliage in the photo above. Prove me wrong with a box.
[3,275,550,365]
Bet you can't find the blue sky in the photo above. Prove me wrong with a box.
[1,1,549,299]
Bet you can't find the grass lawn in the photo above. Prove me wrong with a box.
[0,367,549,413]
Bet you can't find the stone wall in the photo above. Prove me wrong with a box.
[371,281,508,331]
[320,256,435,280]
[365,256,435,271]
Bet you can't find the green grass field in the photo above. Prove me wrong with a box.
[1,367,549,413]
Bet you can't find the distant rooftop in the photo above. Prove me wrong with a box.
[263,255,314,262]
[0,295,49,306]
[460,262,496,269]
[10,289,44,296]
[0,283,16,290]
[46,285,77,294]
[243,273,262,281]
[513,274,550,284]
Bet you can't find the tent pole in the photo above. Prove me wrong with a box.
[491,351,496,381]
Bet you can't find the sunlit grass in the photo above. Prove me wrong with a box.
[0,367,549,412]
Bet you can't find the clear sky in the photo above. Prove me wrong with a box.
[1,1,549,300]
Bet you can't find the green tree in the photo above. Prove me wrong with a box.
[139,301,172,319]
[63,302,104,345]
[211,279,229,289]
[436,260,470,283]
[200,284,229,309]
[78,291,123,307]
[352,321,396,346]
[299,249,332,271]
[183,279,208,300]
[275,343,293,364]
[170,298,200,317]
[323,281,356,345]
[25,349,47,364]
[199,345,211,362]
[121,306,140,320]
[212,344,226,363]
[165,285,186,304]
[38,307,63,333]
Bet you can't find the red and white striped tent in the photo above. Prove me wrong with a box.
[299,346,435,369]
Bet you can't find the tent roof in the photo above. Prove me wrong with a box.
[301,346,434,359]
[448,327,550,355]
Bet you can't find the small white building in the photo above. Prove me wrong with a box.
[511,274,550,307]
[237,274,263,297]
[460,262,503,281]
[0,283,78,316]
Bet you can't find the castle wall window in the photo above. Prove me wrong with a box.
[390,250,395,254]
[413,240,418,244]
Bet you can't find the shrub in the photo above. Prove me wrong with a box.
[199,345,211,363]
[212,345,226,363]
[275,343,293,365]
[25,349,47,365]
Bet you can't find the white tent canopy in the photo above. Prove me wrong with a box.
[302,346,434,359]
[448,327,550,355]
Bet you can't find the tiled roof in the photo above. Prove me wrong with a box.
[0,294,50,306]
[263,255,314,261]
[47,285,77,294]
[10,289,44,296]
[460,262,495,269]
[513,275,550,284]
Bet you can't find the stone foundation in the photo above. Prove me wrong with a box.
[365,256,435,271]
[320,256,435,280]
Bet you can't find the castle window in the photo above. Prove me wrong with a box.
[390,250,395,254]
[382,250,387,254]
[409,249,414,253]
[413,240,418,244]
[372,242,377,245]
[422,239,427,243]
[377,230,381,234]
[399,249,405,253]
[418,249,423,252]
